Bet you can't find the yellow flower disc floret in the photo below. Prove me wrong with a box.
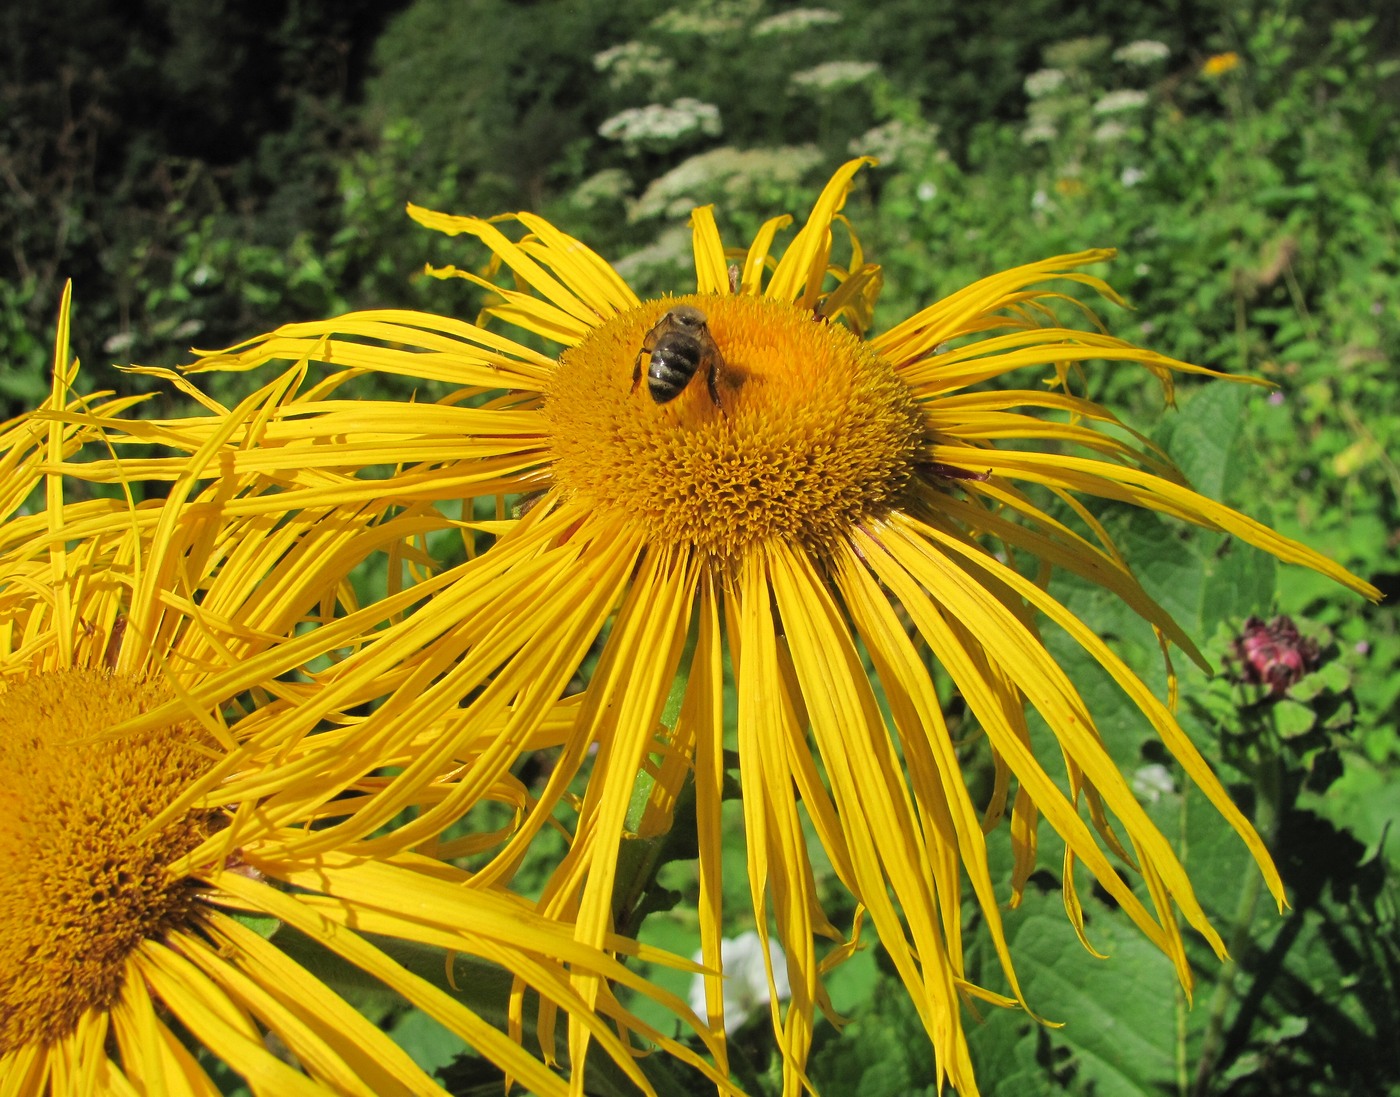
[546,293,924,556]
[0,668,219,1052]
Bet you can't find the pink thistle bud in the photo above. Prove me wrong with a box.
[1232,615,1320,698]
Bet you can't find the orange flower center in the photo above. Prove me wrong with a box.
[544,293,923,556]
[0,668,219,1052]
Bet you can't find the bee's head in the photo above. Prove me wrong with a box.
[667,305,707,329]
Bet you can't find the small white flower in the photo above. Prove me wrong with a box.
[612,225,693,283]
[592,40,674,88]
[571,168,632,209]
[1113,39,1170,66]
[1132,764,1176,803]
[753,7,842,35]
[1092,89,1150,114]
[598,98,722,150]
[790,60,881,93]
[103,330,136,355]
[652,0,762,35]
[689,931,791,1035]
[1021,121,1059,145]
[1030,188,1051,211]
[1093,120,1129,143]
[916,180,938,202]
[848,118,941,165]
[629,145,823,222]
[1024,68,1067,98]
[1120,166,1147,187]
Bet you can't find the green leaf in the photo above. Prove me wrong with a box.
[1157,380,1252,503]
[1273,697,1318,738]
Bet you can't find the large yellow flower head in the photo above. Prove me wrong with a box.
[2,293,725,1096]
[108,162,1377,1094]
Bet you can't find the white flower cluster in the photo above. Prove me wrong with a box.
[789,60,882,94]
[1021,120,1059,145]
[1024,68,1067,99]
[593,41,674,90]
[612,224,694,285]
[598,98,722,151]
[1091,89,1150,114]
[1093,120,1129,143]
[753,7,842,36]
[1044,35,1110,69]
[630,144,824,221]
[1113,39,1171,66]
[569,168,632,210]
[651,0,761,36]
[848,118,942,167]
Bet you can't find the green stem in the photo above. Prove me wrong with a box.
[1189,746,1282,1097]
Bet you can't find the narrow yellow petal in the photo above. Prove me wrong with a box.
[109,965,220,1097]
[770,541,980,1092]
[675,574,731,1060]
[740,214,794,294]
[941,447,1381,599]
[406,205,600,326]
[689,205,730,294]
[133,948,326,1097]
[734,547,819,1096]
[870,250,1119,363]
[513,210,641,314]
[766,157,874,307]
[213,870,572,1097]
[903,510,1286,913]
[194,914,440,1095]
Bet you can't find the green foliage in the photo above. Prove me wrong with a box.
[0,0,408,407]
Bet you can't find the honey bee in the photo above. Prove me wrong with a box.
[631,305,726,409]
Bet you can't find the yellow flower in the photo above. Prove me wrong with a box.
[2,290,725,1096]
[1202,51,1240,77]
[106,161,1377,1095]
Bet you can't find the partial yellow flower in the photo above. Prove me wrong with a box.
[1202,51,1240,77]
[85,162,1378,1095]
[2,291,725,1096]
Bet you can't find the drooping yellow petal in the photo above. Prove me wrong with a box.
[765,156,875,307]
[939,447,1381,600]
[406,206,602,328]
[733,547,819,1097]
[134,947,326,1097]
[769,540,979,1093]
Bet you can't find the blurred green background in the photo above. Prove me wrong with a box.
[3,0,1396,1093]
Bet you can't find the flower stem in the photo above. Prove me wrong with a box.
[1190,738,1282,1096]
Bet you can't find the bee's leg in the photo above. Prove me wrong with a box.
[631,352,646,393]
[706,362,726,415]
